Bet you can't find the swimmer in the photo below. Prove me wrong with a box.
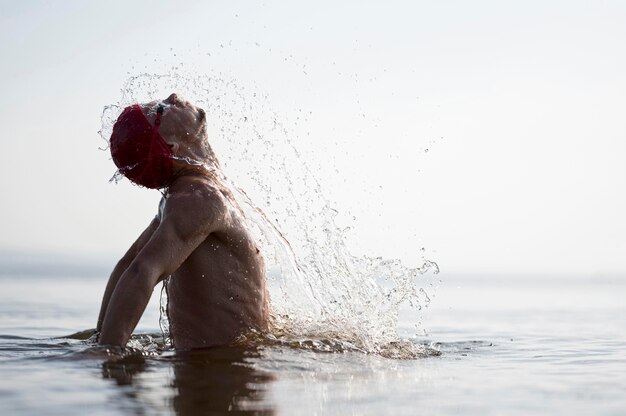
[96,93,269,349]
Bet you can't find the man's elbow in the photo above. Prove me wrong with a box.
[123,260,161,291]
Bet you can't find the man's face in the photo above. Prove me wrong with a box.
[142,93,207,149]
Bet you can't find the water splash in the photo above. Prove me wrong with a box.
[158,277,172,349]
[100,73,439,358]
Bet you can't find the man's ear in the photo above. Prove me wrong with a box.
[167,142,180,153]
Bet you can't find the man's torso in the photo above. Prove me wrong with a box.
[157,183,269,349]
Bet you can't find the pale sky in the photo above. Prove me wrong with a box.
[1,0,625,276]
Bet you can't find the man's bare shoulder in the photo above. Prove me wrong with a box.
[162,176,229,234]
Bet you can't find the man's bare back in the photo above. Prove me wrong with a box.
[97,94,269,349]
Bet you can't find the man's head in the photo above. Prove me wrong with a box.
[110,93,212,189]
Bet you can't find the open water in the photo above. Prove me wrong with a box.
[0,269,624,415]
[2,74,622,414]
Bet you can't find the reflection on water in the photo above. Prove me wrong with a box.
[170,348,274,415]
[101,347,274,415]
[102,353,147,386]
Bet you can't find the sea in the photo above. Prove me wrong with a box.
[1,262,624,415]
[2,74,623,415]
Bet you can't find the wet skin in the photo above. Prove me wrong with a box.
[97,94,269,349]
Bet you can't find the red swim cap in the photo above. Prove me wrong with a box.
[110,105,174,189]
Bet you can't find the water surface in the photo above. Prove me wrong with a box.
[1,273,624,415]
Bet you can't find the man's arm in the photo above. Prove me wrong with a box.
[96,217,160,332]
[98,187,226,346]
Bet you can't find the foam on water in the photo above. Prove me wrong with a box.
[100,73,439,358]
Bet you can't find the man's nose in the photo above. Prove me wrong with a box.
[165,93,179,104]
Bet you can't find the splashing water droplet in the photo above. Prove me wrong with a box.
[101,73,439,358]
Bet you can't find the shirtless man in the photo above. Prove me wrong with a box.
[96,93,269,349]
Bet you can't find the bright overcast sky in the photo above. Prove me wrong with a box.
[1,1,625,276]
